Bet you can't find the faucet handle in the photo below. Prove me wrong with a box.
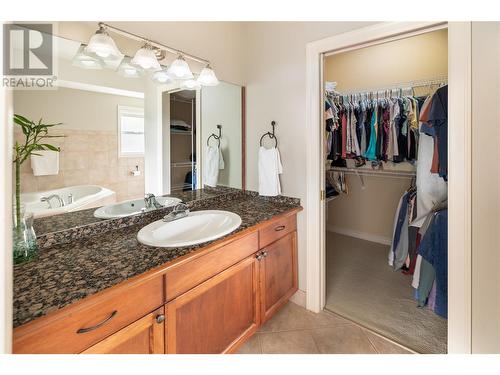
[145,193,155,199]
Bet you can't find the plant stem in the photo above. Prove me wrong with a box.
[15,158,21,230]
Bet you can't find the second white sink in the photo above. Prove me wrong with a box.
[137,210,242,248]
[94,196,181,219]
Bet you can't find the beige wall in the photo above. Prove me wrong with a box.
[244,22,376,292]
[201,82,242,189]
[324,29,448,91]
[327,176,411,241]
[471,21,500,353]
[325,29,448,240]
[13,88,145,202]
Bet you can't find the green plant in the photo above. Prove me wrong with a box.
[13,114,63,229]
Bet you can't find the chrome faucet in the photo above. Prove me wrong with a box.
[40,194,65,209]
[144,193,163,209]
[163,202,190,222]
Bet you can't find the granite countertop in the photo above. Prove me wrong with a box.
[13,192,301,328]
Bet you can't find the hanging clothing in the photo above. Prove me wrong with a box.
[418,209,448,318]
[412,98,448,227]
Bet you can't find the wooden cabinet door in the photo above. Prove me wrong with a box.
[81,307,165,354]
[165,255,260,354]
[260,231,298,323]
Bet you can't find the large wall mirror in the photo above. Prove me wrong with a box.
[12,22,245,229]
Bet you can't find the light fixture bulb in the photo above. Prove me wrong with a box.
[72,47,104,70]
[166,55,194,80]
[84,25,123,61]
[117,57,144,78]
[197,64,219,86]
[131,43,161,71]
[181,79,201,90]
[152,69,172,84]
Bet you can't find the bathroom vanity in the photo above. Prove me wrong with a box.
[13,189,301,354]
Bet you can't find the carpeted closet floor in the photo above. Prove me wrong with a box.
[325,232,447,354]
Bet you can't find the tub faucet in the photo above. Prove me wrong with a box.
[163,202,190,222]
[144,193,163,209]
[40,194,65,209]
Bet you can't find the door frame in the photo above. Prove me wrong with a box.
[305,22,472,353]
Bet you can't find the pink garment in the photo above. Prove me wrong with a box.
[341,112,347,159]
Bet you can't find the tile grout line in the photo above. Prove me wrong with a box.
[307,329,322,354]
[258,322,354,335]
[360,328,381,354]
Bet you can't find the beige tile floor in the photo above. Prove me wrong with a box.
[237,302,413,354]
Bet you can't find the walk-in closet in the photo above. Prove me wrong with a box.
[170,90,197,192]
[323,28,448,354]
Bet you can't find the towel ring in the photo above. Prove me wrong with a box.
[260,121,278,147]
[207,124,222,147]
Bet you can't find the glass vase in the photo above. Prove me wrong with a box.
[13,206,38,265]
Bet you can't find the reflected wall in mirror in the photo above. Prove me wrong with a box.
[13,34,147,219]
[11,22,245,230]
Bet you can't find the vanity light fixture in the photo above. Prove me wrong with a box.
[117,57,144,78]
[85,24,123,60]
[197,64,219,86]
[131,42,161,71]
[166,55,194,80]
[80,23,220,85]
[72,48,104,69]
[151,69,173,84]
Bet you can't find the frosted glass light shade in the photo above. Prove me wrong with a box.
[117,58,144,78]
[131,45,161,70]
[197,65,219,86]
[152,69,173,84]
[85,30,123,60]
[167,55,194,80]
[72,49,104,69]
[181,79,201,90]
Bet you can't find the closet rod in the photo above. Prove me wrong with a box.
[327,167,416,179]
[328,76,448,96]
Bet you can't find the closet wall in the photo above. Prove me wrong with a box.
[324,29,448,241]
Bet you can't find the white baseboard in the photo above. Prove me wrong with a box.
[289,289,306,308]
[326,225,392,246]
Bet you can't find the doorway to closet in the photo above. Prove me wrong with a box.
[322,28,448,354]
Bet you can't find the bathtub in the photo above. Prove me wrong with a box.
[21,185,116,218]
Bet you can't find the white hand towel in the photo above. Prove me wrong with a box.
[30,150,59,176]
[204,146,224,187]
[258,146,283,196]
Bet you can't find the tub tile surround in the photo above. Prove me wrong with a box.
[14,129,145,203]
[13,188,301,328]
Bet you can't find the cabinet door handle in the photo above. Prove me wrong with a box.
[256,252,263,260]
[275,225,286,232]
[156,314,165,324]
[76,310,118,334]
[262,251,268,258]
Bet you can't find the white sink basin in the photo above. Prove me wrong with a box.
[94,196,181,219]
[137,210,242,248]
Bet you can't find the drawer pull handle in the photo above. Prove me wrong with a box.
[275,225,286,232]
[76,310,118,334]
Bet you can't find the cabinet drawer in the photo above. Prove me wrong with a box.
[259,213,297,249]
[165,231,259,301]
[13,275,164,354]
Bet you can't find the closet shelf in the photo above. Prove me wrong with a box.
[327,167,416,179]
